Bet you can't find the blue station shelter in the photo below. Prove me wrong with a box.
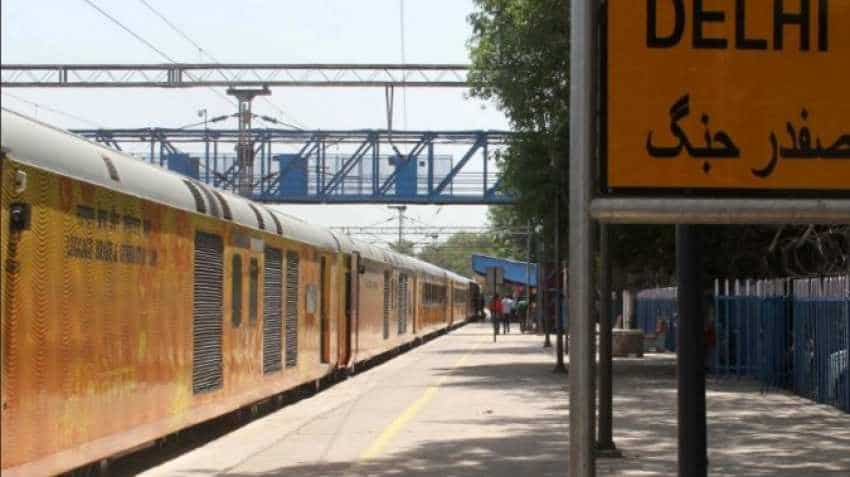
[471,254,538,288]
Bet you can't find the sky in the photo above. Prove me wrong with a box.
[0,0,511,248]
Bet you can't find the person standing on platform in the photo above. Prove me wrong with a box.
[516,297,528,333]
[477,293,486,321]
[501,295,514,334]
[489,293,503,342]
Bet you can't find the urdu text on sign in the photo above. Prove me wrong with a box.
[606,0,850,194]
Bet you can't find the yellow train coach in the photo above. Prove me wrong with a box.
[0,109,479,476]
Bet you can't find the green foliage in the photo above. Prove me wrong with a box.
[417,232,506,278]
[487,205,538,261]
[468,0,570,232]
[388,239,416,256]
[609,224,676,288]
[467,0,840,285]
[468,0,570,134]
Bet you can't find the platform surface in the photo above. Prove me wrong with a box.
[140,322,850,477]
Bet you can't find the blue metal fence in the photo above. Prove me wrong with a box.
[635,288,678,352]
[713,295,791,388]
[636,299,678,352]
[636,276,849,413]
[710,277,848,413]
[791,277,849,412]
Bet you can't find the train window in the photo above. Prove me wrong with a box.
[438,285,445,305]
[453,287,466,306]
[306,284,317,314]
[232,254,243,327]
[285,251,299,368]
[249,257,259,325]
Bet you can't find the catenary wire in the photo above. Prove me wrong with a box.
[136,0,306,129]
[1,92,104,128]
[80,0,235,110]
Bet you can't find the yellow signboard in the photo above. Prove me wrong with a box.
[607,0,850,194]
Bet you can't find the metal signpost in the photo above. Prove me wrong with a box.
[486,267,504,296]
[568,0,597,475]
[571,1,850,476]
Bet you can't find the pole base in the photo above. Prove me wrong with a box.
[553,363,567,373]
[595,442,623,459]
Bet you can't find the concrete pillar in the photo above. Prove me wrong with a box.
[622,289,636,329]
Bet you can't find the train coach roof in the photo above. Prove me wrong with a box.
[328,230,451,278]
[0,108,473,280]
[446,271,471,284]
[2,109,221,221]
[0,108,339,251]
[273,211,339,251]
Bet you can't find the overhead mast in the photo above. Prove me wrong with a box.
[227,86,271,197]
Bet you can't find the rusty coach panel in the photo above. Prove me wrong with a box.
[1,108,469,475]
[0,160,342,476]
[0,161,196,474]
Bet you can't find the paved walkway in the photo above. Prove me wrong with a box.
[139,322,850,476]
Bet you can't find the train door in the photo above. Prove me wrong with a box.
[0,154,6,356]
[342,252,359,366]
[411,275,418,334]
[0,155,10,411]
[0,152,4,328]
[341,257,351,366]
[348,252,360,365]
[467,283,474,320]
[2,159,31,331]
[446,282,455,325]
[320,255,330,364]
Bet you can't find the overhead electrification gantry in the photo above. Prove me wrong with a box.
[0,63,469,88]
[4,63,512,204]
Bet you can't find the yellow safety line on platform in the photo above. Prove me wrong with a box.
[357,346,477,462]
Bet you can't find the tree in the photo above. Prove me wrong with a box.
[487,205,538,261]
[468,0,849,284]
[468,0,570,233]
[388,239,416,256]
[417,232,506,277]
